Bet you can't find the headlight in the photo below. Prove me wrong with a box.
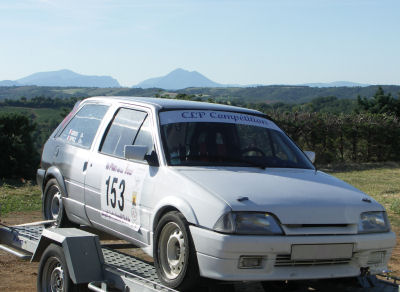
[213,212,283,235]
[358,211,390,233]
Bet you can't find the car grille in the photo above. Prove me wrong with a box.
[274,254,352,267]
[281,224,357,235]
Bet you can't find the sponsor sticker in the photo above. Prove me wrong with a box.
[159,110,282,131]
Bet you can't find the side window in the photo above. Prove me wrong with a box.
[133,116,154,154]
[101,108,147,158]
[59,104,109,148]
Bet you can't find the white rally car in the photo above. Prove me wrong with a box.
[37,96,396,291]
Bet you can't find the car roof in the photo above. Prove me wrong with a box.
[84,96,264,116]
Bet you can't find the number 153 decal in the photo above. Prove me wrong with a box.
[105,176,125,211]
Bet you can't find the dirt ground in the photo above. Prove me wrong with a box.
[1,211,399,291]
[0,211,42,291]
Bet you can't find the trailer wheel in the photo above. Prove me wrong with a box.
[43,178,71,227]
[154,211,199,291]
[37,243,86,292]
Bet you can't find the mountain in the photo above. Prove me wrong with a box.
[135,68,222,89]
[0,80,21,86]
[135,69,372,90]
[302,81,370,88]
[0,69,120,88]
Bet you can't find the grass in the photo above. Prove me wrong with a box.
[327,162,400,227]
[0,180,41,216]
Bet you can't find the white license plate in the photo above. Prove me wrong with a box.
[291,244,353,260]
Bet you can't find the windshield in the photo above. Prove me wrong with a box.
[159,110,314,169]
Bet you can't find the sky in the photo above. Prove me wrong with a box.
[0,0,399,87]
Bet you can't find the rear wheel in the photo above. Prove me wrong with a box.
[154,211,200,291]
[43,178,71,227]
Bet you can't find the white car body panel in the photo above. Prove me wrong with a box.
[175,167,383,225]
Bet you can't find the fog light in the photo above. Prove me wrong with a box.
[238,256,264,269]
[367,251,385,265]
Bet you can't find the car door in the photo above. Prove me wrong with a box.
[55,103,109,225]
[84,106,155,245]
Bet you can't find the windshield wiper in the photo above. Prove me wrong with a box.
[224,157,267,169]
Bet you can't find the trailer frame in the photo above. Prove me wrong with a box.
[0,221,177,291]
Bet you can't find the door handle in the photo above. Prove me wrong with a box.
[54,147,60,158]
[83,161,88,172]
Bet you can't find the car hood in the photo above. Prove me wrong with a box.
[174,167,383,225]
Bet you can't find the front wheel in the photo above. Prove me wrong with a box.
[154,211,200,291]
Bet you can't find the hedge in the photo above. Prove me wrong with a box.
[271,112,400,164]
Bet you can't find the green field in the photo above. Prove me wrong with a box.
[1,164,400,229]
[330,162,400,226]
[0,106,65,150]
[0,106,64,124]
[0,180,41,215]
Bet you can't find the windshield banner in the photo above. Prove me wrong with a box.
[159,110,282,131]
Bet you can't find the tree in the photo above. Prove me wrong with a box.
[357,86,400,117]
[0,113,39,179]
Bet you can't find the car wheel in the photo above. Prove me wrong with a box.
[37,243,87,292]
[43,178,71,227]
[154,211,200,291]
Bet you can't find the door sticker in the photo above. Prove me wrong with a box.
[101,161,146,231]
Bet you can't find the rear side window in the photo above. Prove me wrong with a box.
[59,104,109,148]
[100,108,148,158]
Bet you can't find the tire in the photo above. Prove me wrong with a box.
[154,211,200,291]
[37,243,87,292]
[43,178,72,227]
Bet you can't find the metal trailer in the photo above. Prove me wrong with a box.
[0,220,399,292]
[0,221,179,292]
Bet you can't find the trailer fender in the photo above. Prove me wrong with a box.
[32,228,104,284]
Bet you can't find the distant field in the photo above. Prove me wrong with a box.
[0,106,65,149]
[1,84,400,104]
[0,106,63,124]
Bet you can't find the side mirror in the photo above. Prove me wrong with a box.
[304,151,315,163]
[124,145,148,161]
[124,145,160,167]
[144,151,160,167]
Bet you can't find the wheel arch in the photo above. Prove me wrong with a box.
[152,199,201,289]
[43,166,68,198]
[152,197,199,233]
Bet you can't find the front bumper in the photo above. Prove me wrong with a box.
[190,226,396,281]
[36,168,45,191]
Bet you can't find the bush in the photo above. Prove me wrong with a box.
[0,113,39,179]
